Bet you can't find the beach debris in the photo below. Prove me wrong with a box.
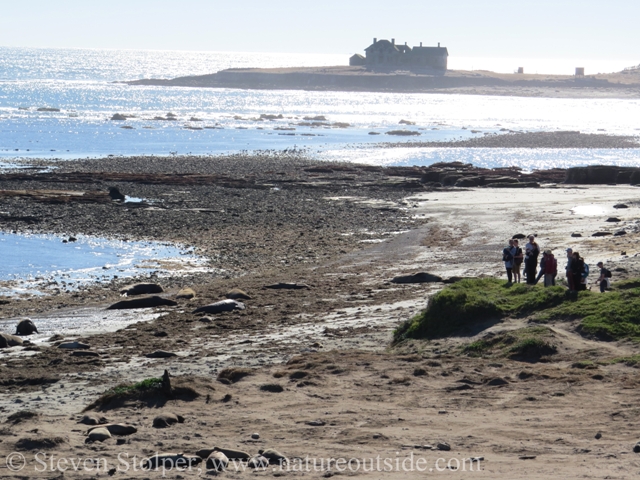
[120,283,164,296]
[107,296,177,310]
[595,432,602,439]
[306,420,326,426]
[176,287,196,299]
[436,442,451,451]
[78,414,108,426]
[264,282,310,290]
[153,413,184,428]
[146,350,178,359]
[0,333,24,348]
[206,451,229,471]
[58,341,90,350]
[519,455,537,460]
[143,453,201,470]
[251,433,260,439]
[634,442,640,453]
[15,319,38,335]
[192,299,245,314]
[225,288,251,300]
[87,427,111,442]
[391,272,443,284]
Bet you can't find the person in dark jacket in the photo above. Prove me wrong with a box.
[525,235,540,285]
[571,252,586,291]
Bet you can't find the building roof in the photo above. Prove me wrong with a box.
[364,39,399,52]
[350,53,365,59]
[411,46,449,56]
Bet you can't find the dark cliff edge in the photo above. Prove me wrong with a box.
[122,66,637,94]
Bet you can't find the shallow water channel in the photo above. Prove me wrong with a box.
[0,232,207,296]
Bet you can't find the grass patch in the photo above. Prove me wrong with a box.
[460,327,557,360]
[601,355,640,367]
[395,279,566,341]
[395,277,640,342]
[108,377,162,396]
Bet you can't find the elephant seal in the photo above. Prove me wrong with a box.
[176,287,196,299]
[264,282,310,290]
[87,427,111,442]
[143,453,201,470]
[58,341,90,350]
[146,350,177,359]
[206,451,229,471]
[16,319,38,336]
[248,455,269,469]
[0,333,23,348]
[258,448,288,465]
[108,296,177,310]
[196,447,250,460]
[71,350,100,357]
[390,272,443,284]
[192,299,245,314]
[78,414,107,426]
[225,288,251,300]
[153,413,184,428]
[87,424,137,436]
[120,283,164,296]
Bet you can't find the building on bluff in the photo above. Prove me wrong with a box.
[350,38,448,72]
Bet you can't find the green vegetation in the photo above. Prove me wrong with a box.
[460,327,557,359]
[106,377,163,396]
[394,278,640,343]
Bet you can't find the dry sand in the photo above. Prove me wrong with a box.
[2,159,640,478]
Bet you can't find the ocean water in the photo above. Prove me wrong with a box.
[0,46,639,168]
[0,232,207,296]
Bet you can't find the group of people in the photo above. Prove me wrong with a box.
[502,236,612,292]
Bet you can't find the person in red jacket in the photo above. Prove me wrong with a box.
[543,249,557,287]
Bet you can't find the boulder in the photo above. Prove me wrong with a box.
[0,333,24,348]
[391,272,443,284]
[107,296,177,310]
[108,187,125,201]
[176,287,196,299]
[455,176,484,187]
[16,319,38,335]
[192,299,245,314]
[110,113,128,121]
[120,283,164,296]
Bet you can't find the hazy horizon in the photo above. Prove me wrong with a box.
[1,0,638,68]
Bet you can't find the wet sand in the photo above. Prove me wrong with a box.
[2,154,640,478]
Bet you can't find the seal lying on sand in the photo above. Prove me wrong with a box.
[120,283,164,296]
[176,287,196,299]
[78,414,107,426]
[196,447,250,460]
[87,424,137,436]
[16,319,38,335]
[153,413,185,428]
[87,427,111,442]
[0,333,24,348]
[225,288,251,300]
[192,299,245,314]
[206,451,229,471]
[264,282,310,290]
[143,453,201,470]
[259,448,288,465]
[248,455,269,469]
[108,296,177,310]
[390,272,443,284]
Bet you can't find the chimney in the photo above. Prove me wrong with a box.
[392,38,395,45]
[420,42,423,47]
[405,42,407,46]
[438,42,440,47]
[373,38,377,44]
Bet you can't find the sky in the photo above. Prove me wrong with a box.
[0,0,638,63]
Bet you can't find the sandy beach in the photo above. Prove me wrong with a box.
[2,151,640,478]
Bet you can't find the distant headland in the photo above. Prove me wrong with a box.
[124,38,640,98]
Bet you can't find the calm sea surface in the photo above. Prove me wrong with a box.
[1,47,639,169]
